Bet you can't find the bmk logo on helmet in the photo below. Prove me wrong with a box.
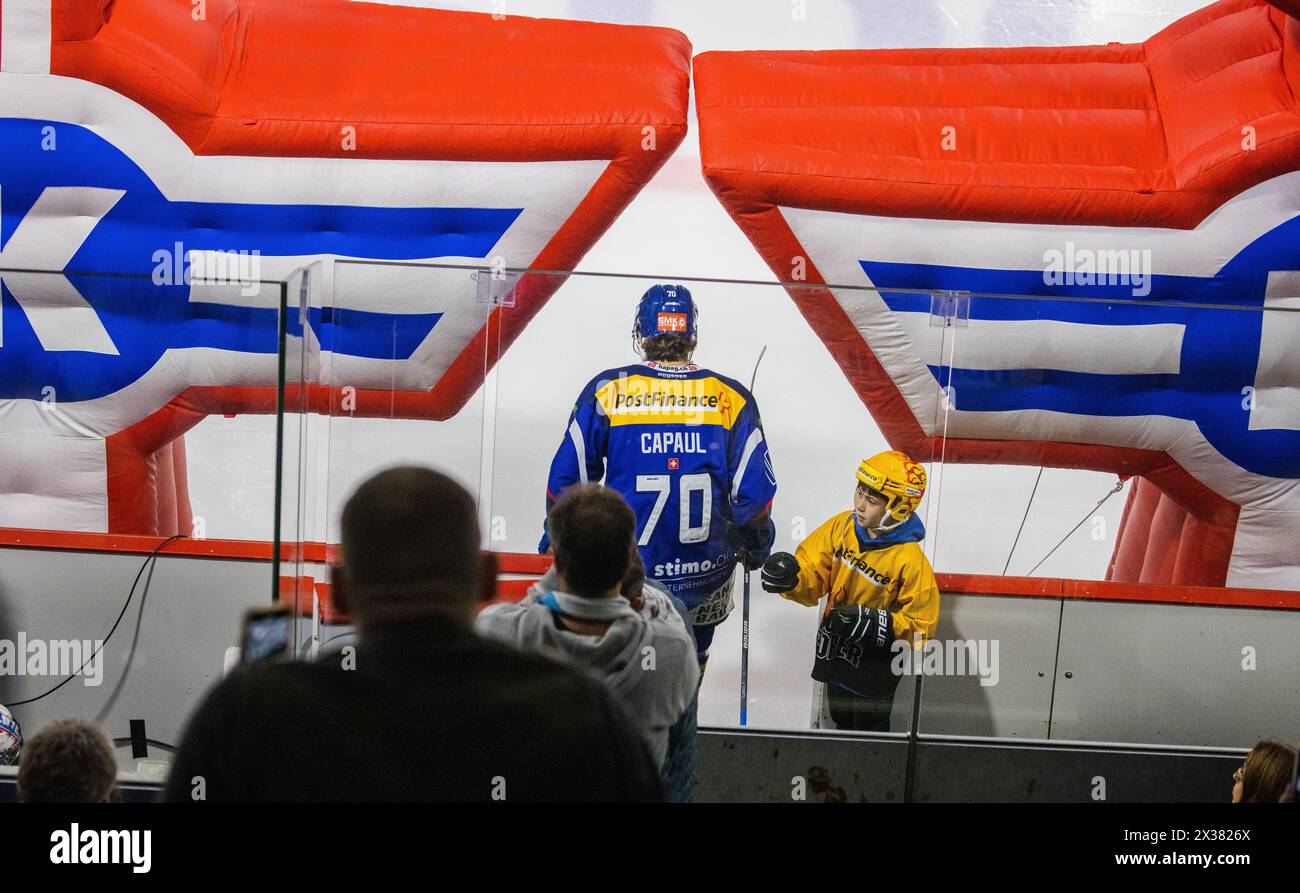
[657,312,689,332]
[49,824,151,874]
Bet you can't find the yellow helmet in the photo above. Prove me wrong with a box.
[855,450,927,529]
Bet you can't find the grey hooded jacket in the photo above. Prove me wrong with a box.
[476,567,699,767]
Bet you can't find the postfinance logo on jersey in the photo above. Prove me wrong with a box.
[596,374,747,428]
[832,544,894,588]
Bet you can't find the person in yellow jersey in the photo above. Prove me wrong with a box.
[760,450,938,732]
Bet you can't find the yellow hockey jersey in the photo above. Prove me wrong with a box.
[781,510,939,648]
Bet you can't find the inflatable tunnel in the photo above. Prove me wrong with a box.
[0,0,690,536]
[694,0,1300,590]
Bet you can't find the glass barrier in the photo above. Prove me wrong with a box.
[0,255,1292,797]
[1,261,1292,757]
[270,260,498,660]
[0,266,293,759]
[0,266,289,545]
[317,261,492,542]
[485,271,878,733]
[277,263,324,658]
[282,261,1297,755]
[920,288,1300,750]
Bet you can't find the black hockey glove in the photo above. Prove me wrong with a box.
[760,551,801,592]
[818,605,894,657]
[812,605,901,698]
[727,517,776,572]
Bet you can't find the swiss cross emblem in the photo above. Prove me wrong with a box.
[668,457,679,470]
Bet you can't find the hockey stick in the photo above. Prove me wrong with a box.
[740,559,751,726]
[738,346,768,726]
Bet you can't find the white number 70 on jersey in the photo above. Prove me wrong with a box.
[636,473,713,546]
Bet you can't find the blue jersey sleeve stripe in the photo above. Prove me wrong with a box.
[567,419,589,483]
[731,427,765,501]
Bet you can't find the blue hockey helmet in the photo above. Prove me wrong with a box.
[633,284,697,353]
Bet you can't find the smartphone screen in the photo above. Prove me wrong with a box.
[240,606,292,665]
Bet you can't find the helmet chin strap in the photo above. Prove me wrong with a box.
[858,488,908,534]
[875,512,907,532]
[872,496,909,532]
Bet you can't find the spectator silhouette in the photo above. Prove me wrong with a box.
[1231,739,1296,803]
[478,485,698,798]
[17,719,117,803]
[166,466,662,802]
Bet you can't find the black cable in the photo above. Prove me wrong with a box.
[1025,479,1126,577]
[1002,467,1044,575]
[111,737,176,753]
[94,539,172,723]
[6,534,186,708]
[318,630,356,649]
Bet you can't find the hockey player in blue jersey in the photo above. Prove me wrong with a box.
[540,284,778,667]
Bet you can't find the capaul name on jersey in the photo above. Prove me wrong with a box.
[641,432,710,455]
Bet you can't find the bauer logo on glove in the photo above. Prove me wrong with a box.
[812,605,899,698]
[815,605,892,668]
